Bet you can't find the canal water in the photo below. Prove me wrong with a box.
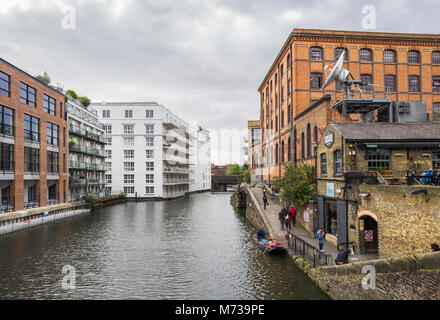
[0,193,328,300]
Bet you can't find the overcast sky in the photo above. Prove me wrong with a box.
[0,0,438,133]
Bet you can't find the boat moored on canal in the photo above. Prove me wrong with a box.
[253,234,285,254]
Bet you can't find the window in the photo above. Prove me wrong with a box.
[106,174,112,184]
[145,124,154,134]
[105,187,112,194]
[408,50,420,64]
[106,137,112,145]
[408,75,420,93]
[124,150,134,158]
[123,124,134,134]
[334,150,342,175]
[320,153,327,176]
[0,105,14,136]
[433,103,440,121]
[383,50,396,63]
[433,151,440,170]
[306,124,312,158]
[432,51,440,65]
[125,110,133,118]
[281,141,285,163]
[146,110,154,118]
[124,162,134,171]
[47,151,59,173]
[20,82,36,107]
[24,114,40,142]
[146,137,154,147]
[310,47,323,60]
[106,150,112,159]
[102,110,110,118]
[146,186,154,194]
[287,53,291,68]
[106,162,112,171]
[146,162,154,171]
[359,48,372,62]
[146,174,154,183]
[124,186,135,194]
[146,150,153,159]
[313,126,318,157]
[124,174,135,184]
[104,125,112,134]
[433,76,440,93]
[0,71,10,97]
[124,137,134,146]
[287,137,291,161]
[24,147,39,172]
[43,94,56,116]
[384,75,396,92]
[334,47,348,61]
[301,132,305,160]
[47,122,59,146]
[360,74,373,92]
[0,143,13,171]
[310,72,323,90]
[367,149,390,171]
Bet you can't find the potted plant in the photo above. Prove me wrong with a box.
[413,158,424,169]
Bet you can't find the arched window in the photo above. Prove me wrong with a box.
[432,51,440,65]
[359,48,372,62]
[310,47,323,61]
[281,64,284,77]
[287,53,291,68]
[287,137,291,161]
[301,132,305,160]
[270,146,273,165]
[313,126,318,144]
[334,47,348,61]
[408,50,420,64]
[281,141,285,163]
[275,143,279,164]
[306,123,312,158]
[293,129,297,163]
[383,49,396,63]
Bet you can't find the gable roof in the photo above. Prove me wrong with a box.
[330,122,440,141]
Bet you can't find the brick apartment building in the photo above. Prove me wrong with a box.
[0,58,68,211]
[255,29,440,184]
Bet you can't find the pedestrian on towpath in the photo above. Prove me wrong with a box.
[263,194,268,210]
[278,208,287,230]
[316,228,325,251]
[284,211,292,232]
[289,205,297,227]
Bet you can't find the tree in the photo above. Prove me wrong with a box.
[66,89,78,100]
[274,164,317,206]
[242,169,250,183]
[228,164,241,175]
[78,96,91,107]
[36,71,51,85]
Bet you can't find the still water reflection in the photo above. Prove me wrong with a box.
[0,193,328,300]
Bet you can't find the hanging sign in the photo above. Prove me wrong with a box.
[365,230,374,242]
[324,131,335,148]
[359,219,364,232]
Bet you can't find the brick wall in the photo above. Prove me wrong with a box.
[358,184,440,258]
[307,251,440,300]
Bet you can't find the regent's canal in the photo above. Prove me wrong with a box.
[0,193,328,300]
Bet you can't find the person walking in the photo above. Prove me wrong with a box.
[316,228,325,251]
[262,193,268,210]
[284,210,292,232]
[278,208,287,230]
[289,205,297,227]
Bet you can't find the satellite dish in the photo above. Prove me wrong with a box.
[321,51,350,90]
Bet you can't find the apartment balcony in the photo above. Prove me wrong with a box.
[163,166,190,174]
[69,125,105,143]
[69,161,87,170]
[163,179,191,185]
[69,144,106,158]
[70,178,87,186]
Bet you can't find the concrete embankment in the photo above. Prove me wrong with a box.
[240,184,440,300]
[0,202,90,236]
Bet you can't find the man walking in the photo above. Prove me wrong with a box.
[278,208,287,230]
[289,206,297,227]
[316,228,325,251]
[284,210,292,232]
[263,193,268,210]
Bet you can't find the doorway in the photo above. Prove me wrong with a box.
[359,215,378,254]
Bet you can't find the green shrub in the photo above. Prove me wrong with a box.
[85,195,97,206]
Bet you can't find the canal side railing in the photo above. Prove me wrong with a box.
[287,233,333,267]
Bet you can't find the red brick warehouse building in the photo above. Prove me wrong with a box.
[254,29,440,184]
[0,58,68,211]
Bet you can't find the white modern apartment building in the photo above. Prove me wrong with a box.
[189,121,211,192]
[92,102,210,199]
